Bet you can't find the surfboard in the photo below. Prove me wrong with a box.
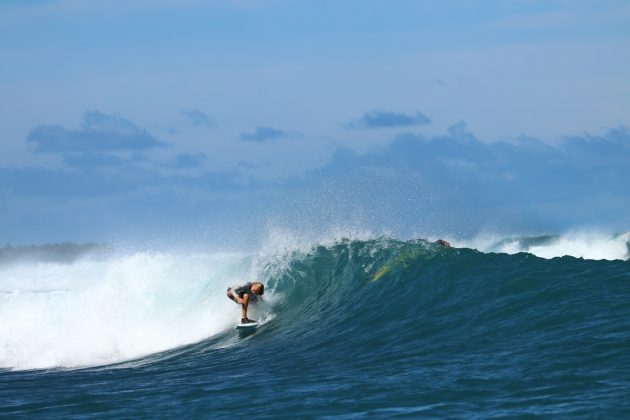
[235,321,260,330]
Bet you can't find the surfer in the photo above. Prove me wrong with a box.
[435,239,451,247]
[227,281,265,324]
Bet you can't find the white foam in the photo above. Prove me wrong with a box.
[461,231,630,261]
[0,251,252,370]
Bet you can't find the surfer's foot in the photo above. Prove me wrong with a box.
[241,317,256,324]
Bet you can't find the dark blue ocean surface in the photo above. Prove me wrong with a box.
[1,238,630,417]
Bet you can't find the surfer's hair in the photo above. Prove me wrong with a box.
[256,282,264,295]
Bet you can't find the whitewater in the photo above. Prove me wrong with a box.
[1,232,629,417]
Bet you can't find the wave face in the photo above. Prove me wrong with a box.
[2,237,630,417]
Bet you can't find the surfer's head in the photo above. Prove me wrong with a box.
[251,282,265,295]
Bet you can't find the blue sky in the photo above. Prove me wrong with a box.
[0,0,629,244]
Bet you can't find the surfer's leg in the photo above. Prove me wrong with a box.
[241,294,250,319]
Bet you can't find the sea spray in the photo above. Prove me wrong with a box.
[0,251,250,370]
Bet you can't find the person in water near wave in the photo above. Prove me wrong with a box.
[227,281,265,324]
[435,239,451,247]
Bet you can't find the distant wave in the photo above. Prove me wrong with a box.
[462,231,630,261]
[0,243,111,265]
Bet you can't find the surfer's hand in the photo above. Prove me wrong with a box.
[236,297,244,304]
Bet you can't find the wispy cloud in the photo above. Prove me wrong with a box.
[239,126,289,142]
[167,153,207,168]
[345,110,431,129]
[431,78,449,87]
[27,111,166,153]
[62,152,147,168]
[496,8,577,30]
[0,164,249,198]
[179,109,214,128]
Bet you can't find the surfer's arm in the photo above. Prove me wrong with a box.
[226,289,244,304]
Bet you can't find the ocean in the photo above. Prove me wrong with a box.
[1,233,629,417]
